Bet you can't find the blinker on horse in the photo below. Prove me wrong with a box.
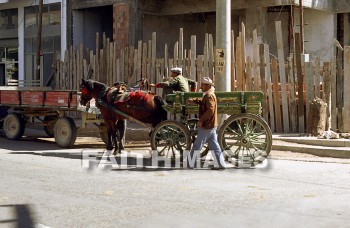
[79,79,167,154]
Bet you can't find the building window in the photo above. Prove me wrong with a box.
[24,36,60,83]
[24,3,61,29]
[0,8,18,30]
[24,3,61,84]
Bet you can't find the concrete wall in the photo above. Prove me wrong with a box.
[142,13,216,57]
[303,8,335,62]
[335,0,350,13]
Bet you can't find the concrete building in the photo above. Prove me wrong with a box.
[0,0,67,86]
[0,0,349,85]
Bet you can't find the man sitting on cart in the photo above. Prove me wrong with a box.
[149,67,197,102]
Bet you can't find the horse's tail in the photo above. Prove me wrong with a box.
[153,95,168,126]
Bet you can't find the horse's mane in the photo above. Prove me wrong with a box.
[86,79,109,91]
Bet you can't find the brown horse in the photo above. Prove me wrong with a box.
[79,79,167,153]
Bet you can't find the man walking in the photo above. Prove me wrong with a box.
[187,77,230,170]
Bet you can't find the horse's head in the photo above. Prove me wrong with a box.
[79,79,93,106]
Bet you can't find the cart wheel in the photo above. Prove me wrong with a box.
[186,118,209,158]
[151,120,191,158]
[43,114,58,137]
[54,117,77,148]
[3,113,25,140]
[218,114,272,168]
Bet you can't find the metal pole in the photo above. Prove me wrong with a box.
[35,0,43,81]
[215,0,231,92]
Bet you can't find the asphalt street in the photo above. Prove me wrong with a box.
[0,129,350,227]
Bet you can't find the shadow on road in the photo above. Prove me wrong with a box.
[0,204,36,228]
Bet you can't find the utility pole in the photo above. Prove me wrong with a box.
[215,0,231,92]
[35,0,43,82]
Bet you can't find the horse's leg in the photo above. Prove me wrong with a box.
[110,122,119,155]
[116,119,126,150]
[104,121,113,151]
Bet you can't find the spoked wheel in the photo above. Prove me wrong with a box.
[54,117,77,148]
[151,120,191,158]
[43,114,58,137]
[3,113,25,140]
[218,114,272,168]
[186,118,209,158]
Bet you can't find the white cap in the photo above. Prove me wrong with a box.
[202,77,214,86]
[170,67,182,74]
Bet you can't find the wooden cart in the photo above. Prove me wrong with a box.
[149,91,272,167]
[0,86,103,148]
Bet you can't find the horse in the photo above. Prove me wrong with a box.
[79,79,167,154]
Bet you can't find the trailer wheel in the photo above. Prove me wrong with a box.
[54,117,77,148]
[43,114,58,137]
[3,113,25,140]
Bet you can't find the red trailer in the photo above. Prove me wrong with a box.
[0,86,103,148]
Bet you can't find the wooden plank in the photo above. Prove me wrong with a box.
[288,55,298,133]
[314,57,321,98]
[208,34,214,79]
[95,33,100,82]
[305,61,314,132]
[330,58,337,131]
[164,43,168,78]
[55,59,60,90]
[89,50,94,80]
[231,30,236,91]
[264,44,275,132]
[69,46,73,89]
[190,35,196,81]
[241,22,246,71]
[120,48,124,82]
[174,41,179,67]
[179,28,183,67]
[275,21,289,133]
[204,33,209,77]
[295,33,305,132]
[272,57,282,132]
[259,44,268,122]
[336,49,344,132]
[151,33,157,93]
[342,46,350,132]
[235,35,243,91]
[113,42,117,83]
[73,48,77,90]
[147,40,152,83]
[323,62,331,131]
[245,57,252,91]
[137,41,142,81]
[83,59,87,83]
[197,55,204,83]
[142,42,148,81]
[124,47,129,83]
[252,29,260,91]
[109,41,114,84]
[128,46,134,82]
[100,49,104,83]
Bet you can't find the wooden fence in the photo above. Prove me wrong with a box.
[54,22,344,134]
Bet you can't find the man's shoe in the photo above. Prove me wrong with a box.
[211,166,225,170]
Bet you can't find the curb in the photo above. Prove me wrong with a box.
[272,141,350,159]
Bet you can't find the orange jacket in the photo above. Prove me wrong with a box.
[199,91,218,129]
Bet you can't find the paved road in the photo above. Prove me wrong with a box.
[0,129,350,227]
